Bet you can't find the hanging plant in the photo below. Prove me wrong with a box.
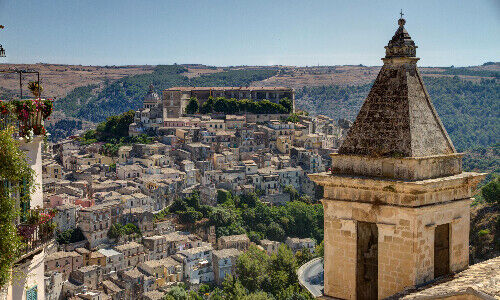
[41,99,53,119]
[27,81,43,98]
[0,99,53,140]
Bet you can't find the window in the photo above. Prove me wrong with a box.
[26,286,37,300]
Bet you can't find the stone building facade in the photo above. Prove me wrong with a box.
[309,17,485,300]
[162,86,295,118]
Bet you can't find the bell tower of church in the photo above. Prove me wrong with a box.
[309,15,485,299]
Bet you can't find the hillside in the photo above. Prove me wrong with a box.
[1,63,498,151]
[0,63,154,99]
[58,65,279,122]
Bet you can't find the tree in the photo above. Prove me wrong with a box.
[108,223,124,240]
[266,222,285,241]
[222,276,247,299]
[267,245,298,295]
[200,96,215,114]
[184,191,201,210]
[178,209,203,224]
[169,198,188,213]
[165,286,188,300]
[279,97,293,113]
[214,97,229,113]
[186,97,199,114]
[0,125,36,286]
[240,192,259,207]
[295,248,314,266]
[243,292,273,300]
[217,189,233,205]
[283,185,299,202]
[482,177,499,205]
[315,240,324,257]
[236,245,269,293]
[56,228,85,244]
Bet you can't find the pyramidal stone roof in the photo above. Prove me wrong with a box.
[338,17,455,158]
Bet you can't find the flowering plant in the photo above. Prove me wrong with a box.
[0,98,54,140]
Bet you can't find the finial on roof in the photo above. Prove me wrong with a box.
[384,11,417,59]
[149,84,154,92]
[398,9,406,27]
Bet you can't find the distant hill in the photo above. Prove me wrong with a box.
[57,65,279,122]
[1,62,498,153]
[295,76,499,152]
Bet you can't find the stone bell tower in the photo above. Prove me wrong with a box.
[309,16,485,300]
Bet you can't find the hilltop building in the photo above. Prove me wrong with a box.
[163,86,295,118]
[129,84,164,136]
[309,17,485,299]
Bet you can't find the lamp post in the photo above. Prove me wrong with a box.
[0,25,5,57]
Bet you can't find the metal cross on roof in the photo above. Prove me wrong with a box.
[400,9,404,19]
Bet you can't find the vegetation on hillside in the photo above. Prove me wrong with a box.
[296,77,499,152]
[46,119,83,141]
[463,144,499,175]
[163,245,316,299]
[425,78,499,151]
[439,67,499,78]
[190,96,293,115]
[80,110,154,156]
[56,227,85,245]
[58,65,278,122]
[165,190,323,243]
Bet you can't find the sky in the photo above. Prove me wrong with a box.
[0,0,498,67]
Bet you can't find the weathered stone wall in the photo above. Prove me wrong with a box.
[323,209,356,299]
[330,153,462,180]
[313,171,481,207]
[322,197,472,299]
[413,200,471,286]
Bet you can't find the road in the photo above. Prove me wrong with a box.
[297,257,324,297]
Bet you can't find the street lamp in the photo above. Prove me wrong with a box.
[0,25,5,57]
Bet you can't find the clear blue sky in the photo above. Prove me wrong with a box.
[0,0,498,67]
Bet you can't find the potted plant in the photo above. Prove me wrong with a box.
[27,81,43,98]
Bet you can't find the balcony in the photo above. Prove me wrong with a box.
[16,209,56,261]
[0,98,53,140]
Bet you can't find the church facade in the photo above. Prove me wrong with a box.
[309,17,485,299]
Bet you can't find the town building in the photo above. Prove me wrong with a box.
[217,234,250,251]
[212,248,241,285]
[97,248,124,274]
[115,241,146,269]
[78,200,123,249]
[163,86,295,118]
[54,203,80,232]
[138,257,183,288]
[285,237,316,254]
[176,244,214,284]
[260,239,281,256]
[69,265,103,290]
[129,84,164,136]
[44,251,83,280]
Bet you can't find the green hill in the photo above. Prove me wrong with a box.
[57,65,278,122]
[295,77,499,152]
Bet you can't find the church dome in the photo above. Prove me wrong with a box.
[144,84,160,104]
